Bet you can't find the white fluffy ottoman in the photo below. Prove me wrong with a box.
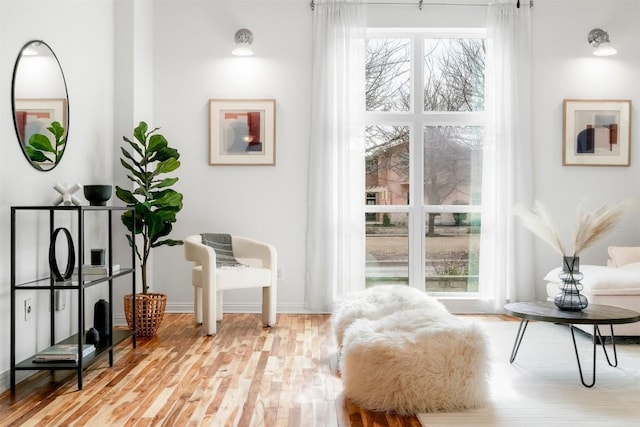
[333,285,488,415]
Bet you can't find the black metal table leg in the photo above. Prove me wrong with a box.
[510,319,529,363]
[596,324,618,367]
[570,324,597,388]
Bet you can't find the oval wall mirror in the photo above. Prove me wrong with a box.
[11,40,69,171]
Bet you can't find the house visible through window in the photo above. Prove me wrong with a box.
[364,29,485,295]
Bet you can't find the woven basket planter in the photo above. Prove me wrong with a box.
[124,293,167,337]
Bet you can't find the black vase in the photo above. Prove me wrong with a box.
[94,299,110,339]
[85,327,100,345]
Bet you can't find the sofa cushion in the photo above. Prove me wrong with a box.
[620,262,640,273]
[608,246,640,267]
[544,264,640,295]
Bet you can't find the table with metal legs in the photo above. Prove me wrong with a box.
[504,301,640,388]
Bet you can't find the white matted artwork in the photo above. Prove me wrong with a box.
[562,99,631,166]
[14,98,67,145]
[209,99,276,165]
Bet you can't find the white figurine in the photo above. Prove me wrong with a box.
[53,182,82,206]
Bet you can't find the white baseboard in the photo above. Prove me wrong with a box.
[165,302,322,314]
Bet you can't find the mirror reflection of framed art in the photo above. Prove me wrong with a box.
[563,99,630,166]
[209,99,276,166]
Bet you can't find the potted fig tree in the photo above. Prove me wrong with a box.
[116,121,183,337]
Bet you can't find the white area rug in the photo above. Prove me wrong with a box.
[418,319,640,427]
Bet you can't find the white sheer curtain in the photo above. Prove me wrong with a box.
[305,0,366,312]
[479,0,534,310]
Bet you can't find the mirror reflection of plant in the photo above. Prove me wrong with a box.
[25,121,66,169]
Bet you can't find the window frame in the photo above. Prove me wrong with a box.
[364,27,486,298]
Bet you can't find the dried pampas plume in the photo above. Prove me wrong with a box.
[573,199,635,256]
[514,199,635,257]
[513,201,566,256]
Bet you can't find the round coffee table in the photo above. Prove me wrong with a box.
[504,301,640,387]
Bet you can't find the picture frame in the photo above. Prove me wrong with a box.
[562,99,631,166]
[209,99,276,165]
[14,98,67,145]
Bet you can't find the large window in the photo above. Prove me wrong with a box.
[364,29,485,295]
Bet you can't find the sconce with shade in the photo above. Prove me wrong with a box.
[588,28,617,56]
[232,28,254,56]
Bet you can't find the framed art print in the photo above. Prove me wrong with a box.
[563,99,631,166]
[209,99,276,165]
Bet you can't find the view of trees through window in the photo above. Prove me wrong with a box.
[364,30,485,293]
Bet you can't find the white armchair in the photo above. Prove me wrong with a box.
[184,234,277,335]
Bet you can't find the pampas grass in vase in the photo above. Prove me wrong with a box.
[514,199,634,310]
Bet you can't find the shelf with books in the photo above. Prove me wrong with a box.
[14,330,133,370]
[10,205,137,391]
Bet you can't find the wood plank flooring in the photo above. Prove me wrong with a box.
[1,313,424,426]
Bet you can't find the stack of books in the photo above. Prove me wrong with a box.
[34,344,96,363]
[73,264,120,278]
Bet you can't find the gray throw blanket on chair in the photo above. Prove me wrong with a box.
[201,233,247,268]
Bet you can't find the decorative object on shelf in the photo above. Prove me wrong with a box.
[83,184,113,206]
[116,121,183,337]
[554,256,589,311]
[94,299,110,339]
[53,182,82,206]
[48,227,75,281]
[33,344,95,363]
[85,327,100,345]
[515,199,634,311]
[90,248,105,266]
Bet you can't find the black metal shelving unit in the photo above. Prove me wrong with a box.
[10,205,137,391]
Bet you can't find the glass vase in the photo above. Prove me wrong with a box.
[554,256,589,311]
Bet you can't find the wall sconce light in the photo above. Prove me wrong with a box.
[232,28,254,56]
[588,28,617,56]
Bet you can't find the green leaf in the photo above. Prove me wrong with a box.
[150,177,179,189]
[149,146,179,163]
[151,190,183,209]
[148,134,168,153]
[120,147,141,167]
[29,134,55,153]
[123,136,143,158]
[155,158,181,175]
[25,146,49,162]
[152,239,184,248]
[120,158,147,184]
[115,186,138,205]
[134,121,148,145]
[48,121,65,140]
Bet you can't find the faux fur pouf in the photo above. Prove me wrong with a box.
[334,286,488,415]
[332,284,449,347]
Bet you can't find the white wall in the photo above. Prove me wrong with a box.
[530,0,640,297]
[151,0,312,313]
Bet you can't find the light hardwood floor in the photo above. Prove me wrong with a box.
[1,313,427,426]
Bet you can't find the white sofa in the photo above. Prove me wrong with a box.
[545,246,640,336]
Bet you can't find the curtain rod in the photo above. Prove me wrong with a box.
[309,1,533,11]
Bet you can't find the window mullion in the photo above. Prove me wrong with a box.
[409,34,425,290]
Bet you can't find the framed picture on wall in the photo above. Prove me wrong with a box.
[209,99,276,165]
[562,99,631,166]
